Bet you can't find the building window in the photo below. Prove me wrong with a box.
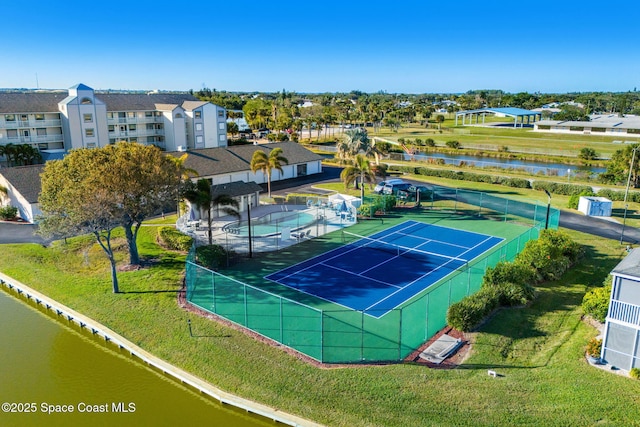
[85,128,95,137]
[5,114,16,122]
[219,134,226,142]
[218,110,224,118]
[145,111,153,118]
[129,124,137,132]
[196,123,203,131]
[175,113,183,119]
[108,125,115,133]
[297,164,308,176]
[83,113,93,123]
[128,112,136,118]
[196,136,203,144]
[107,112,114,119]
[35,113,45,121]
[194,111,202,119]
[219,122,225,130]
[81,97,92,105]
[36,128,47,136]
[86,142,96,148]
[7,130,18,138]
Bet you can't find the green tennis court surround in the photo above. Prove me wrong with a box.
[186,186,559,363]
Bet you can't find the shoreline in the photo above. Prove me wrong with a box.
[0,271,323,427]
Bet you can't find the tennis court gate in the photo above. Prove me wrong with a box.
[185,190,559,363]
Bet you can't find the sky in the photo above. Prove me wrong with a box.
[2,0,639,94]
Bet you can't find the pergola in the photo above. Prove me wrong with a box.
[455,107,542,128]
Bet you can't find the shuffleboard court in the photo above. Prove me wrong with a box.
[265,220,504,317]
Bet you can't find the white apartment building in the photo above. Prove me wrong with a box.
[0,84,227,161]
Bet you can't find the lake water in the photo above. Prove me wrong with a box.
[0,289,273,427]
[396,152,606,177]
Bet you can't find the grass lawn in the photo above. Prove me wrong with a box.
[366,121,631,159]
[1,198,640,426]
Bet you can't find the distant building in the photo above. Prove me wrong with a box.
[534,114,640,137]
[0,84,227,164]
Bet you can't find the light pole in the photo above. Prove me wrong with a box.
[620,147,638,245]
[544,189,551,230]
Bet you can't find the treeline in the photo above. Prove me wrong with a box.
[192,87,640,136]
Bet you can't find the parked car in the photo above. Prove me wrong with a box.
[382,182,412,195]
[374,179,405,194]
[398,185,432,202]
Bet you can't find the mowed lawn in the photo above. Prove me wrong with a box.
[1,221,639,426]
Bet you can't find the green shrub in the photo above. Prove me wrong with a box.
[579,147,598,160]
[502,177,531,188]
[630,368,640,380]
[0,206,18,220]
[492,281,535,306]
[582,276,612,322]
[568,189,596,209]
[358,203,376,217]
[157,227,193,251]
[195,244,228,270]
[445,140,461,149]
[447,287,501,331]
[424,138,435,147]
[483,262,536,288]
[515,229,583,281]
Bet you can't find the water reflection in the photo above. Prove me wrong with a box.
[0,289,273,427]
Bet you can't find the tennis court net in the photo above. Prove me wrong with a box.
[341,230,469,267]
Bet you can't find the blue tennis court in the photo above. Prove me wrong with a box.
[266,220,504,318]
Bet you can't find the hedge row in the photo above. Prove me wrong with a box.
[581,276,613,323]
[157,226,193,252]
[195,244,229,270]
[447,229,583,331]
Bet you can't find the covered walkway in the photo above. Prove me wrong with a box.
[455,107,542,128]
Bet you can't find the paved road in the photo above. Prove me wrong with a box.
[2,165,639,245]
[271,168,640,246]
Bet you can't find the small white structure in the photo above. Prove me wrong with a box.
[328,193,361,209]
[578,196,612,217]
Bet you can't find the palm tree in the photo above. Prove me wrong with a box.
[250,147,288,198]
[0,143,17,167]
[340,155,377,202]
[183,179,239,245]
[341,127,382,164]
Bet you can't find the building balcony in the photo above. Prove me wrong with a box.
[3,134,64,144]
[608,300,640,328]
[107,116,163,125]
[2,119,62,129]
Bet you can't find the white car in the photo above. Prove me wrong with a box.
[374,179,405,194]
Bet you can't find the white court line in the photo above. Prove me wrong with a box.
[364,235,497,313]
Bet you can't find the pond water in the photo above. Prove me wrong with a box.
[396,152,606,177]
[0,289,274,427]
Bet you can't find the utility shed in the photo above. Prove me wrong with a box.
[578,196,612,217]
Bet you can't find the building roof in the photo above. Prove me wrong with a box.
[211,181,263,198]
[170,142,323,177]
[0,164,45,203]
[97,93,201,112]
[0,91,202,114]
[0,93,69,114]
[181,101,208,111]
[537,115,640,130]
[71,83,92,90]
[612,248,640,279]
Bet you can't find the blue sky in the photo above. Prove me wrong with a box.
[2,0,639,94]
